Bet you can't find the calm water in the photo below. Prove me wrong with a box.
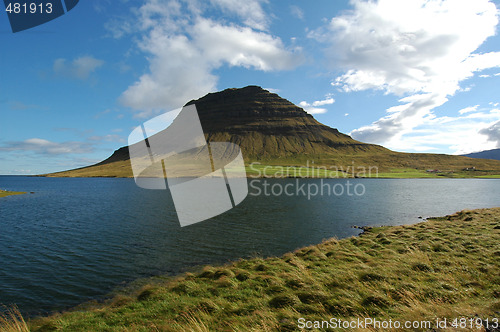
[1,176,500,316]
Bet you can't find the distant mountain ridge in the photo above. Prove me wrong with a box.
[462,148,500,161]
[46,86,500,177]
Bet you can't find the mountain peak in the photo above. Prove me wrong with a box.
[181,85,383,159]
[186,85,313,125]
[187,85,271,104]
[186,85,302,114]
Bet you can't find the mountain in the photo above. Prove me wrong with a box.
[46,86,500,177]
[462,148,500,161]
[186,85,389,158]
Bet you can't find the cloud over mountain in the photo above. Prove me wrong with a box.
[117,0,303,117]
[310,0,500,153]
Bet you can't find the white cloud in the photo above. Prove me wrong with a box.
[312,98,335,107]
[351,93,448,144]
[290,5,304,20]
[0,138,93,155]
[120,32,217,118]
[105,18,133,39]
[53,56,104,80]
[299,97,335,114]
[311,0,500,152]
[458,105,479,115]
[479,120,500,148]
[192,19,300,71]
[362,106,500,154]
[316,0,500,96]
[210,0,269,30]
[118,0,302,118]
[264,87,280,94]
[301,107,327,115]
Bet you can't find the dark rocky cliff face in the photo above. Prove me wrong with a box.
[187,86,387,159]
[99,86,388,165]
[187,85,319,133]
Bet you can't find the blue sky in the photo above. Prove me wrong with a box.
[1,0,500,175]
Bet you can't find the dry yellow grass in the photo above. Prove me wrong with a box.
[0,306,29,332]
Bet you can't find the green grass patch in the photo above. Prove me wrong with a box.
[370,168,500,178]
[22,207,500,331]
[373,168,439,178]
[0,190,26,198]
[476,174,500,178]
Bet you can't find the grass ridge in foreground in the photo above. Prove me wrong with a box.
[17,208,500,331]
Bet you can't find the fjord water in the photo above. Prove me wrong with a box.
[1,176,500,315]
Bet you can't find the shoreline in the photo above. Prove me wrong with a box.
[31,173,500,179]
[20,207,500,331]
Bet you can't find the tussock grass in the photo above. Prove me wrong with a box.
[0,306,29,332]
[28,208,500,331]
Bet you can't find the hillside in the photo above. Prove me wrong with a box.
[462,148,500,161]
[46,86,500,177]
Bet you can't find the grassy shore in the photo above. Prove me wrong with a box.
[4,208,499,331]
[46,162,500,179]
[0,190,26,198]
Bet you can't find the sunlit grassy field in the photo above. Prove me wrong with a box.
[14,207,498,331]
